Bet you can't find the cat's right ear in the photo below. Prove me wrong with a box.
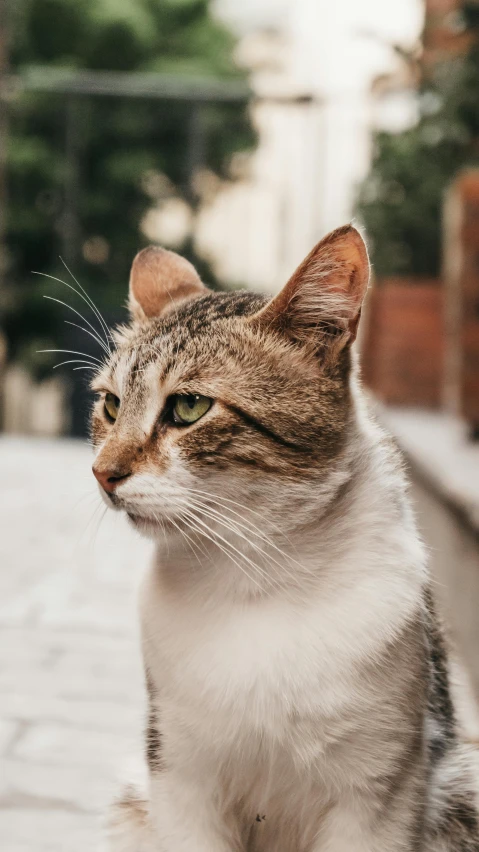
[249,225,369,355]
[129,246,206,321]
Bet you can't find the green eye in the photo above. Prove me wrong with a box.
[104,392,120,422]
[172,394,212,425]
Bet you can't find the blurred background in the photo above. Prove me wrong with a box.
[1,1,479,850]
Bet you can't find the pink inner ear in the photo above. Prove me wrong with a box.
[249,225,370,347]
[129,246,206,319]
[288,225,369,309]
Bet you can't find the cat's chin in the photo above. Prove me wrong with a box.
[127,513,163,538]
[126,512,180,540]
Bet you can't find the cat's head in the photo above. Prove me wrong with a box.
[90,225,369,560]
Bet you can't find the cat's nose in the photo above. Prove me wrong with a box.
[92,465,131,494]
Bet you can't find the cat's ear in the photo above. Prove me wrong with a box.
[250,225,369,352]
[129,246,206,320]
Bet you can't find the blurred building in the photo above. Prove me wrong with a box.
[196,0,424,292]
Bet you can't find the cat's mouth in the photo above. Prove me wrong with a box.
[102,489,188,537]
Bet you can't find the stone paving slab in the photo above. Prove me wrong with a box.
[0,437,151,851]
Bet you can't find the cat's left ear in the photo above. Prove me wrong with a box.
[250,224,369,352]
[129,246,206,320]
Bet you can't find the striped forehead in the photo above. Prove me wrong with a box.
[111,353,164,435]
[98,289,268,419]
[119,326,185,387]
[112,299,253,385]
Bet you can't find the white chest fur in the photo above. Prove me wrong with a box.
[140,536,423,772]
[135,504,427,852]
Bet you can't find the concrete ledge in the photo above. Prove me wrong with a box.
[378,407,479,539]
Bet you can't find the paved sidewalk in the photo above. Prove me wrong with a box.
[0,437,151,852]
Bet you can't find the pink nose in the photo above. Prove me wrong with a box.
[92,465,131,494]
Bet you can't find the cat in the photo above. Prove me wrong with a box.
[91,225,479,851]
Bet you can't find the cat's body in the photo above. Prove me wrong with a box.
[91,228,479,851]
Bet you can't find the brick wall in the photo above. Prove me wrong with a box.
[423,0,474,66]
[444,170,479,432]
[361,280,444,408]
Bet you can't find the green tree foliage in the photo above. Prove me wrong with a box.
[355,1,479,278]
[4,0,255,371]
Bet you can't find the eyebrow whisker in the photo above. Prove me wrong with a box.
[42,295,109,353]
[60,256,114,352]
[34,271,112,353]
[38,348,103,365]
[52,359,99,371]
[64,320,110,356]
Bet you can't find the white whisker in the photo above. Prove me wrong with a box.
[179,509,264,591]
[172,492,302,586]
[64,320,110,356]
[34,271,112,353]
[90,504,109,553]
[53,359,98,371]
[38,348,103,365]
[189,491,299,563]
[190,487,291,541]
[60,257,114,352]
[185,500,298,584]
[43,295,110,352]
[72,365,99,371]
[165,515,206,565]
[180,506,275,591]
[190,510,292,590]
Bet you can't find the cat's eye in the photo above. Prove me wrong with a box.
[172,394,212,425]
[104,392,120,422]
